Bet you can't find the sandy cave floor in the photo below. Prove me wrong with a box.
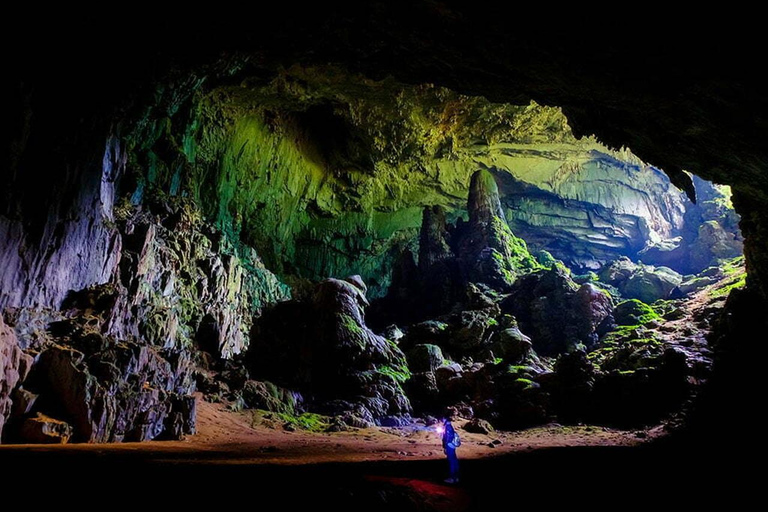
[0,397,757,510]
[0,395,662,465]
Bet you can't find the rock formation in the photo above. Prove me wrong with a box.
[500,267,613,355]
[0,197,288,443]
[249,275,412,425]
[1,316,33,440]
[598,257,683,303]
[456,169,540,289]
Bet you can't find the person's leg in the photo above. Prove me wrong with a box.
[448,449,459,482]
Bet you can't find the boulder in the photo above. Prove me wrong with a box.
[406,344,444,373]
[622,266,682,303]
[614,299,660,326]
[489,320,533,363]
[673,275,721,296]
[464,417,494,434]
[599,258,682,302]
[434,363,464,393]
[19,413,73,444]
[598,257,638,286]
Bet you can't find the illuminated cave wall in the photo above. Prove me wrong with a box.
[124,65,723,298]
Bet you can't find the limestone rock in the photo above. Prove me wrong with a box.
[406,344,444,373]
[599,258,682,302]
[464,417,494,434]
[404,371,440,413]
[11,387,38,417]
[419,205,453,271]
[19,413,73,444]
[30,335,196,442]
[456,170,539,290]
[1,315,33,441]
[501,266,613,355]
[622,267,682,303]
[614,299,660,326]
[488,316,547,370]
[547,350,596,423]
[241,380,302,414]
[249,275,412,424]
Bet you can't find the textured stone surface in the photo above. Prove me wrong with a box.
[105,203,289,358]
[18,413,72,444]
[249,276,411,423]
[1,315,33,439]
[0,138,123,312]
[31,337,196,443]
[406,344,444,373]
[599,257,683,303]
[501,267,613,355]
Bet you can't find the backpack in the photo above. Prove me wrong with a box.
[452,431,461,447]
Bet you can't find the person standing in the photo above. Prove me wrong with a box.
[441,418,460,484]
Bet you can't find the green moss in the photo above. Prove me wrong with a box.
[513,377,538,390]
[601,324,657,346]
[490,216,542,273]
[721,256,745,275]
[507,365,537,379]
[710,273,747,298]
[376,364,411,383]
[340,313,365,336]
[275,412,330,432]
[614,299,661,326]
[534,250,558,269]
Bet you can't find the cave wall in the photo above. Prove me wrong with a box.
[120,66,705,297]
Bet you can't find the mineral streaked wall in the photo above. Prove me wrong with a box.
[130,66,690,296]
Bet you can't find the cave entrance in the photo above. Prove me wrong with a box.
[362,162,744,430]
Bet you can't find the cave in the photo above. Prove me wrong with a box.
[2,4,765,509]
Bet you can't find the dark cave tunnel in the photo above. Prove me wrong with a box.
[2,3,766,508]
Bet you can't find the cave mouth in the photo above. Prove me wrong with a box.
[0,63,747,449]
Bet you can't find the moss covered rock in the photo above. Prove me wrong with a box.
[613,299,661,326]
